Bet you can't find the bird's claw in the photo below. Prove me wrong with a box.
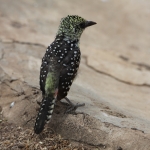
[64,97,85,113]
[65,103,85,113]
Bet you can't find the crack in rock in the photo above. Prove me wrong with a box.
[3,40,46,48]
[0,49,4,61]
[132,62,150,71]
[82,55,150,87]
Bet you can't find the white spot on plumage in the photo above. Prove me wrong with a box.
[50,105,54,109]
[52,99,55,103]
[47,115,51,120]
[71,44,73,47]
[48,110,53,114]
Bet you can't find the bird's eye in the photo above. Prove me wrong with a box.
[79,22,85,29]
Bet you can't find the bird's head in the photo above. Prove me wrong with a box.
[57,15,96,41]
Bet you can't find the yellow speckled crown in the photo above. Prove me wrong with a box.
[57,15,86,41]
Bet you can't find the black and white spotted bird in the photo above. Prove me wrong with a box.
[34,15,96,134]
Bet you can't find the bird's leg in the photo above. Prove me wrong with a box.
[64,97,85,113]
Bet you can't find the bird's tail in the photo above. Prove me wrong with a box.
[34,94,56,134]
[34,57,60,134]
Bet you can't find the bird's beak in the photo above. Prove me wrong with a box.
[84,21,97,28]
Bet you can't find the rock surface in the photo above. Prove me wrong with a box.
[0,0,150,149]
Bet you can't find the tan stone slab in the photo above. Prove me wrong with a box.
[85,48,150,85]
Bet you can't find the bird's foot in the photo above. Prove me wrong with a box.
[64,97,85,113]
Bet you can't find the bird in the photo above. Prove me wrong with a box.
[34,15,96,134]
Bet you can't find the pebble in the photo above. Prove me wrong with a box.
[18,143,25,148]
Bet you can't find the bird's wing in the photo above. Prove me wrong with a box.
[40,45,61,95]
[57,48,81,100]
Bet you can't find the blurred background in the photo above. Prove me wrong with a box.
[0,0,150,133]
[1,0,150,60]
